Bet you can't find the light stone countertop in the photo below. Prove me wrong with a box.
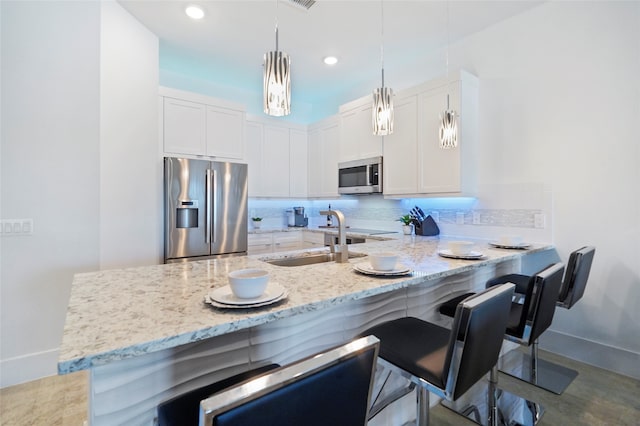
[58,236,552,374]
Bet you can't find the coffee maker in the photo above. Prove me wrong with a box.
[293,207,308,227]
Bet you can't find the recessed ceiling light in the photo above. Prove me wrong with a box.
[323,56,338,65]
[185,5,205,20]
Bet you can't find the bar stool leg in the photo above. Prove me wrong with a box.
[488,366,499,426]
[416,386,429,426]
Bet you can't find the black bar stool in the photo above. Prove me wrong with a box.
[359,283,515,426]
[485,246,595,394]
[199,335,379,426]
[439,263,565,425]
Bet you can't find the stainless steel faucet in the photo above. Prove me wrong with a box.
[319,209,348,263]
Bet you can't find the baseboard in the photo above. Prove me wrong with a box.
[0,348,60,388]
[539,329,640,380]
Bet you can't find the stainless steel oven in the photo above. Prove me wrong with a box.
[337,156,382,194]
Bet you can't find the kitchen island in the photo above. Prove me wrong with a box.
[59,236,553,425]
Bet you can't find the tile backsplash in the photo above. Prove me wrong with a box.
[248,182,553,243]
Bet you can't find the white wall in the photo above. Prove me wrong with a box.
[99,1,161,268]
[459,1,640,375]
[0,1,159,387]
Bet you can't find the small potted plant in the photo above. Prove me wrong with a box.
[398,214,414,235]
[251,217,263,229]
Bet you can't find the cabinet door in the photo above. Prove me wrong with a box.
[289,129,308,198]
[248,233,273,255]
[206,106,244,160]
[302,231,325,247]
[417,83,461,193]
[272,232,303,252]
[383,95,418,195]
[307,130,323,197]
[245,122,264,197]
[320,124,340,197]
[163,98,206,155]
[262,125,290,197]
[339,103,382,162]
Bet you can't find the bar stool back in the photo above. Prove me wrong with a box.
[359,283,515,426]
[198,335,379,426]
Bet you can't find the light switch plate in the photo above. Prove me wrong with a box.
[1,219,33,236]
[456,212,465,225]
[534,213,545,229]
[472,212,481,225]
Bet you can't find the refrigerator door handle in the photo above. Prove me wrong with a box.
[205,169,212,244]
[212,169,218,244]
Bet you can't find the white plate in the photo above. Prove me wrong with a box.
[204,291,288,310]
[209,282,286,306]
[438,249,485,260]
[489,241,531,249]
[353,262,412,276]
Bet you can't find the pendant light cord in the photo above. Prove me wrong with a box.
[445,1,450,109]
[380,0,385,87]
[275,0,279,52]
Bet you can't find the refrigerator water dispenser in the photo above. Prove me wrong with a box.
[176,200,198,228]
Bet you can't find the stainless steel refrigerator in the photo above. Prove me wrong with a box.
[164,157,248,262]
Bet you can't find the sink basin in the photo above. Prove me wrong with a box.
[263,251,366,267]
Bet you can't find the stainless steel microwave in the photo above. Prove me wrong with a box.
[338,156,382,194]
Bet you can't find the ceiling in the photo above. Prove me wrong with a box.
[118,0,543,115]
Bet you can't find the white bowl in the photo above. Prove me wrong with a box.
[448,241,474,256]
[228,269,269,299]
[369,252,399,271]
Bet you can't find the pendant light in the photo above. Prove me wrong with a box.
[263,0,291,116]
[372,0,393,136]
[439,1,458,148]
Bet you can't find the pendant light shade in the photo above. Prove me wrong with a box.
[439,95,458,149]
[372,0,394,136]
[263,47,291,116]
[373,86,394,135]
[263,2,291,118]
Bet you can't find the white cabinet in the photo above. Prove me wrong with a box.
[246,116,308,198]
[206,105,244,159]
[247,233,274,255]
[163,97,206,155]
[383,70,478,197]
[160,87,245,161]
[272,232,303,252]
[308,116,340,198]
[262,125,290,197]
[247,231,304,255]
[289,130,308,198]
[339,98,383,162]
[382,95,418,194]
[302,231,325,248]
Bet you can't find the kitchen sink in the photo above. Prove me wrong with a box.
[263,251,366,267]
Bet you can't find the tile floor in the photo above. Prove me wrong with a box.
[1,350,638,425]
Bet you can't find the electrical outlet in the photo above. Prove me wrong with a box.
[456,212,465,225]
[534,214,545,229]
[431,211,439,222]
[472,211,481,225]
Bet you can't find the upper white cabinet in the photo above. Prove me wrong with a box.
[163,97,206,155]
[160,87,245,161]
[308,116,340,198]
[339,97,383,163]
[289,129,308,198]
[383,70,478,197]
[246,115,308,198]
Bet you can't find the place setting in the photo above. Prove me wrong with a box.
[488,235,531,250]
[353,252,412,277]
[205,269,288,309]
[438,241,486,260]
